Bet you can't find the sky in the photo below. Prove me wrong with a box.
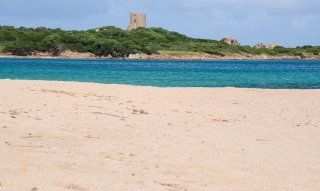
[1,0,319,47]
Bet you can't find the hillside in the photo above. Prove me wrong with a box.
[0,26,319,59]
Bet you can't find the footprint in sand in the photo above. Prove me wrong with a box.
[30,187,38,191]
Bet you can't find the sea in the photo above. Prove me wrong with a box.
[0,58,320,89]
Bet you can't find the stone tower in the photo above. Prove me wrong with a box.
[127,13,146,31]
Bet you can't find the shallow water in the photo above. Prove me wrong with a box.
[0,58,320,89]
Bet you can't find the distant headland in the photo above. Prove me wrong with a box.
[0,13,319,60]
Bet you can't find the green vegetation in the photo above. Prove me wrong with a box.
[0,25,319,58]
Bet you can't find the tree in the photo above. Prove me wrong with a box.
[42,34,64,56]
[3,31,16,41]
[3,41,35,56]
[93,39,132,57]
[0,25,318,58]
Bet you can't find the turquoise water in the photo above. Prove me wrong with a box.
[0,58,320,89]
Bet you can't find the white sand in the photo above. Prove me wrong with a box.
[0,80,319,191]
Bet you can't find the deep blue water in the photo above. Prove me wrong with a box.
[0,58,320,89]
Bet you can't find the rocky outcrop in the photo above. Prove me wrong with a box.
[266,44,282,49]
[220,37,240,46]
[127,52,306,60]
[0,51,96,58]
[254,43,266,49]
[254,43,282,49]
[1,51,318,60]
[60,51,96,58]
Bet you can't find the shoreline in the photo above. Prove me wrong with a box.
[1,52,319,61]
[1,79,319,90]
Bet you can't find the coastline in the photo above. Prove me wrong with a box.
[1,79,320,190]
[1,51,319,60]
[2,79,320,90]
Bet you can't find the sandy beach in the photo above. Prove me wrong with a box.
[0,79,319,191]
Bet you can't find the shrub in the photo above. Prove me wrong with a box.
[3,41,35,56]
[0,25,319,58]
[93,39,132,57]
[293,52,306,59]
[205,50,225,57]
[42,34,64,56]
[274,46,290,54]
